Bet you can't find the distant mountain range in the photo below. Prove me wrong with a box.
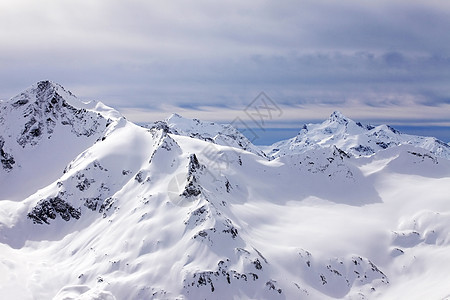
[1,81,449,300]
[266,110,450,159]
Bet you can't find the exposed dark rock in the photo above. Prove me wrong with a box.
[28,196,81,224]
[198,231,208,238]
[266,280,282,294]
[135,171,145,183]
[184,259,260,294]
[99,197,115,215]
[408,151,438,164]
[387,125,400,134]
[147,120,179,135]
[225,179,231,193]
[253,259,262,270]
[0,137,15,171]
[332,146,350,159]
[436,139,450,148]
[11,98,29,107]
[376,141,390,149]
[161,138,174,151]
[12,81,107,148]
[329,112,349,125]
[189,132,215,143]
[351,145,374,154]
[181,181,202,197]
[187,154,201,175]
[75,174,95,191]
[181,154,204,198]
[222,223,238,239]
[84,197,103,211]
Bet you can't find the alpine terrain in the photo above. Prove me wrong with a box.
[1,81,449,300]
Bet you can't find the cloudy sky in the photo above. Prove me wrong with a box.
[1,0,449,143]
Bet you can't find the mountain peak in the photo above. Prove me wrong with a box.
[267,111,450,160]
[328,111,350,124]
[168,112,184,120]
[1,80,116,150]
[8,80,122,121]
[8,80,78,110]
[36,80,61,90]
[30,80,71,96]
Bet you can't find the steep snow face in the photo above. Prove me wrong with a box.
[145,113,268,158]
[267,111,450,160]
[0,81,122,200]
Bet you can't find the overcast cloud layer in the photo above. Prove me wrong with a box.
[1,0,449,140]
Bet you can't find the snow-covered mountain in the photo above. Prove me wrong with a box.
[1,82,450,300]
[145,113,268,158]
[0,80,122,200]
[266,111,450,160]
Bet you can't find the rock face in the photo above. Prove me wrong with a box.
[181,154,203,198]
[1,81,109,149]
[1,82,450,300]
[13,81,104,147]
[27,195,82,224]
[0,137,15,171]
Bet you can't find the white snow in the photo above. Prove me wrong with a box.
[1,82,450,299]
[266,111,450,160]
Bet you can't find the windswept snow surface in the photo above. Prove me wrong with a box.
[1,82,450,300]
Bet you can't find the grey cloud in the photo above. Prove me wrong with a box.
[0,0,449,117]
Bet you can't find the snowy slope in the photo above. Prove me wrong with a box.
[1,83,450,300]
[0,81,122,200]
[267,111,450,160]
